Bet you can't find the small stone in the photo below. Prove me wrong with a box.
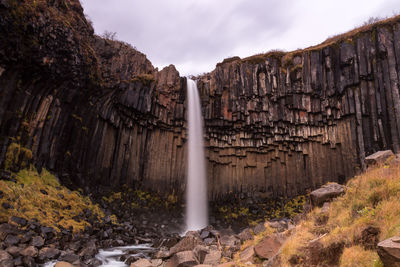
[253,223,266,235]
[10,216,27,226]
[4,234,19,246]
[22,255,36,267]
[38,247,61,262]
[0,250,12,261]
[203,250,222,265]
[31,236,45,248]
[20,246,38,257]
[0,259,13,267]
[40,189,48,195]
[5,246,21,257]
[237,228,253,242]
[1,203,12,210]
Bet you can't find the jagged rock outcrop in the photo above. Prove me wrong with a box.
[1,0,400,200]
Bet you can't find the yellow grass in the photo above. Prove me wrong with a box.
[280,160,400,266]
[0,167,104,232]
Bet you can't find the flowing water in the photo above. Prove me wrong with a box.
[186,78,208,231]
[43,244,154,267]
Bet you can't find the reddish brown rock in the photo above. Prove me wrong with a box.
[254,234,286,259]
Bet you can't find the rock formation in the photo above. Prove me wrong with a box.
[1,0,400,200]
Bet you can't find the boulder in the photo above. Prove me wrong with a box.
[239,245,254,263]
[151,259,163,266]
[38,247,61,262]
[31,236,45,248]
[193,245,209,263]
[377,236,400,267]
[203,250,221,265]
[0,259,13,267]
[310,183,345,206]
[168,250,199,267]
[4,234,20,246]
[5,246,21,257]
[130,258,153,267]
[55,262,75,267]
[254,234,286,259]
[219,235,240,249]
[253,223,266,235]
[365,150,394,166]
[237,228,253,242]
[169,235,204,255]
[0,250,12,261]
[20,246,38,257]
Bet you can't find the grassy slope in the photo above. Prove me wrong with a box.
[0,167,104,232]
[278,158,400,266]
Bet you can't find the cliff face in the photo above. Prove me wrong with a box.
[198,21,400,199]
[1,0,400,200]
[0,0,187,194]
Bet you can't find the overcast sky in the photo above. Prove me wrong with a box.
[81,0,399,76]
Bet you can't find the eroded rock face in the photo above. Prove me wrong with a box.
[0,0,400,200]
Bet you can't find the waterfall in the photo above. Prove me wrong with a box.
[186,78,208,231]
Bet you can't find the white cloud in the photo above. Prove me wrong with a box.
[81,0,400,76]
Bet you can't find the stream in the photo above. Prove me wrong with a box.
[43,244,154,267]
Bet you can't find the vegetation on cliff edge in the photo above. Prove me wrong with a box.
[278,158,400,266]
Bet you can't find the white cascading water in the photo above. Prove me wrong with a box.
[186,78,208,231]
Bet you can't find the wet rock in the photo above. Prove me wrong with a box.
[59,252,80,263]
[168,250,199,267]
[365,150,394,166]
[254,234,286,259]
[377,236,400,266]
[151,259,163,266]
[20,246,38,258]
[239,245,255,263]
[154,246,170,259]
[38,247,61,262]
[78,240,96,259]
[130,258,153,267]
[31,236,45,248]
[310,183,345,206]
[200,230,210,239]
[55,261,74,267]
[4,234,20,246]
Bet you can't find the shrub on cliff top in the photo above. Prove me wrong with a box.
[0,167,104,232]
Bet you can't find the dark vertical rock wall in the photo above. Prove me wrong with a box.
[198,22,400,199]
[0,0,400,200]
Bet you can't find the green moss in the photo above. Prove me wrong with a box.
[131,74,154,85]
[0,167,104,232]
[4,142,32,170]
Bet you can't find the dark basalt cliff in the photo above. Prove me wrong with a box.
[1,0,400,201]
